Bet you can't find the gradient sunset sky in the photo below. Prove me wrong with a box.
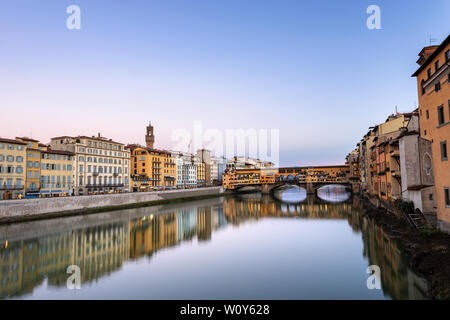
[1,0,449,166]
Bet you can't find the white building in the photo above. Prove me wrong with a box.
[398,115,435,214]
[226,156,274,170]
[50,134,131,195]
[172,152,198,188]
[210,156,227,184]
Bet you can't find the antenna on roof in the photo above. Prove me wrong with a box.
[429,35,437,45]
[395,105,398,115]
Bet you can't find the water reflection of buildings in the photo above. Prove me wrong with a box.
[347,201,429,300]
[129,212,178,260]
[0,204,228,298]
[223,194,429,300]
[222,194,354,225]
[0,195,429,300]
[0,223,130,298]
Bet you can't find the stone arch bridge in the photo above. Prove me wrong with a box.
[223,165,355,195]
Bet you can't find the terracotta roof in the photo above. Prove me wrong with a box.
[15,137,39,142]
[129,145,172,155]
[43,149,75,156]
[51,135,125,146]
[412,34,450,77]
[0,138,27,145]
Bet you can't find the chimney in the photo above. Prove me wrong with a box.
[98,132,101,138]
[416,45,439,66]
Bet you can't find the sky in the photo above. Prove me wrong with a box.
[0,0,449,166]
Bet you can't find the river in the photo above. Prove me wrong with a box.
[0,186,429,299]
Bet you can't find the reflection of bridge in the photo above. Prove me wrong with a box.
[222,165,353,194]
[222,194,354,225]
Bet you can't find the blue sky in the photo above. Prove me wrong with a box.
[0,0,449,166]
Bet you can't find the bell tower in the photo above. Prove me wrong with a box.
[145,122,155,149]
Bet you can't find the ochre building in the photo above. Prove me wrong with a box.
[412,35,450,231]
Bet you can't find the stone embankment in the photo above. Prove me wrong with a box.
[0,187,224,224]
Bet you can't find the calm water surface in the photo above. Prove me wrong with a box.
[0,186,429,299]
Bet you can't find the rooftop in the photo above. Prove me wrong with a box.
[412,34,450,77]
[0,137,27,145]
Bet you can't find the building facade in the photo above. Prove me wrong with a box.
[16,137,43,198]
[129,146,176,191]
[412,35,450,231]
[0,138,27,199]
[39,148,74,197]
[196,149,211,186]
[50,135,130,195]
[397,115,435,214]
[173,152,198,188]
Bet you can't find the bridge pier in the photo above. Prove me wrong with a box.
[260,184,271,195]
[306,182,315,195]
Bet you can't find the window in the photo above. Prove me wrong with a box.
[16,166,23,174]
[438,105,445,125]
[427,68,432,78]
[441,141,448,161]
[445,188,450,207]
[446,50,450,61]
[435,81,441,92]
[7,156,14,162]
[426,110,429,119]
[435,60,439,71]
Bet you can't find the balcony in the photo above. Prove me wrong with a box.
[0,186,24,190]
[92,172,99,176]
[86,184,124,188]
[391,170,401,178]
[390,149,400,157]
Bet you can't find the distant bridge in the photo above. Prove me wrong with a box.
[222,165,353,194]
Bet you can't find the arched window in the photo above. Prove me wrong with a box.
[423,153,433,175]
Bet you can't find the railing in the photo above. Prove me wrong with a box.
[0,186,24,190]
[86,184,125,188]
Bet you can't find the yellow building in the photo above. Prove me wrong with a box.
[15,138,75,198]
[412,35,450,232]
[15,137,44,198]
[0,138,27,199]
[39,148,75,197]
[129,145,177,191]
[197,162,206,186]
